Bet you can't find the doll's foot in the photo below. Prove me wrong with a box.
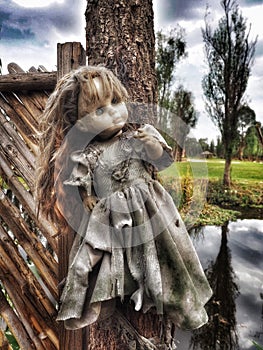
[131,287,144,311]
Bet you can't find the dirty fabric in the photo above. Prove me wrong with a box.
[57,124,213,330]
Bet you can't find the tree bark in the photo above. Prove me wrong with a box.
[223,155,232,187]
[84,1,171,349]
[85,0,157,124]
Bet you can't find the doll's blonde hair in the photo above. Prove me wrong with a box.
[35,65,128,223]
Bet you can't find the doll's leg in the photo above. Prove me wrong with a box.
[126,246,145,311]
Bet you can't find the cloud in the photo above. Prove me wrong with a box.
[0,0,85,45]
[0,0,85,72]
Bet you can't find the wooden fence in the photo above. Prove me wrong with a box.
[0,62,59,350]
[0,42,86,350]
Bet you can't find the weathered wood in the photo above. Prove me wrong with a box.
[0,153,57,252]
[86,0,157,124]
[0,94,38,154]
[0,289,34,350]
[0,72,56,92]
[0,329,11,350]
[0,221,57,307]
[0,269,54,350]
[0,124,35,189]
[3,92,39,135]
[8,62,26,74]
[0,110,35,169]
[57,42,86,350]
[57,42,86,80]
[0,189,58,298]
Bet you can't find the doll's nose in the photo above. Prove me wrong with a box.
[108,105,119,117]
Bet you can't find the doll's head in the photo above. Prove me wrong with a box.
[36,65,128,222]
[76,67,129,138]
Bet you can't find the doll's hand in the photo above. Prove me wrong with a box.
[134,128,163,160]
[83,195,98,211]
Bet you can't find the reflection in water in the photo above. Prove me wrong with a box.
[190,222,240,349]
[175,219,263,350]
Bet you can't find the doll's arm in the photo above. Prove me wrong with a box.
[134,124,173,170]
[79,187,98,211]
[134,128,163,160]
[83,195,98,211]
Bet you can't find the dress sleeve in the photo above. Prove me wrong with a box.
[140,124,174,171]
[63,150,93,196]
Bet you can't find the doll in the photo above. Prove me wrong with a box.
[36,65,212,330]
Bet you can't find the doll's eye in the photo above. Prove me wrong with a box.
[112,97,119,104]
[96,107,104,116]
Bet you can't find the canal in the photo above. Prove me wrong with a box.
[175,218,263,350]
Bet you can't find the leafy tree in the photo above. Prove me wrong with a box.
[210,140,215,154]
[185,137,202,158]
[169,85,198,161]
[216,137,224,158]
[156,30,198,160]
[156,27,188,140]
[156,27,187,110]
[255,122,263,148]
[244,125,263,160]
[199,138,209,152]
[236,105,256,160]
[202,0,257,186]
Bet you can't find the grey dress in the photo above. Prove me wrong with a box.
[56,124,212,330]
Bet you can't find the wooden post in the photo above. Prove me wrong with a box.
[57,42,86,350]
[57,42,86,80]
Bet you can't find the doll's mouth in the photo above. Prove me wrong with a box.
[112,120,125,128]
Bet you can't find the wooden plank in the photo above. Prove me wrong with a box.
[57,42,86,350]
[0,288,35,350]
[0,111,35,169]
[2,92,39,134]
[0,153,58,253]
[0,269,55,350]
[0,122,35,189]
[0,72,57,92]
[0,94,38,154]
[0,224,57,316]
[0,189,58,298]
[57,42,86,80]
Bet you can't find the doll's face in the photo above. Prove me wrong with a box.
[76,77,128,139]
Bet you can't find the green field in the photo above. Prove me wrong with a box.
[161,158,263,183]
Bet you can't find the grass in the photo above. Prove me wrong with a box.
[159,158,263,226]
[161,158,263,183]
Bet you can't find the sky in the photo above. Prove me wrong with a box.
[0,0,262,142]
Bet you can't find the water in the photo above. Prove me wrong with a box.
[175,219,263,350]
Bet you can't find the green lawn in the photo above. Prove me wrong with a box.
[161,158,263,183]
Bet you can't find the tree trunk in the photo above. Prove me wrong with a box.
[223,155,232,187]
[84,1,173,349]
[176,145,184,162]
[85,0,157,123]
